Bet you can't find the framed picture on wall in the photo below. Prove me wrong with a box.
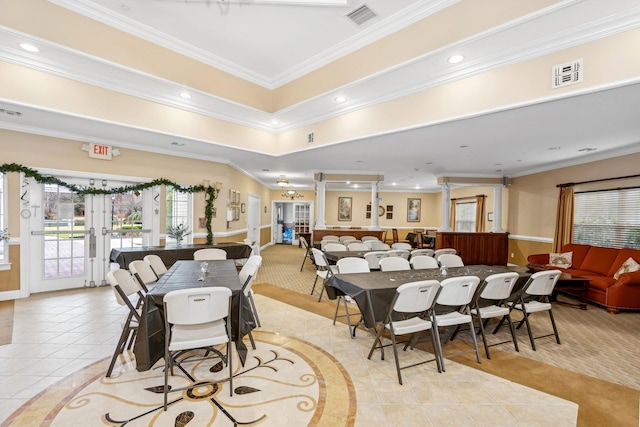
[338,197,352,221]
[407,198,421,222]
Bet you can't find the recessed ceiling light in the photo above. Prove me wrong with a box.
[415,185,420,190]
[346,181,351,184]
[20,43,39,53]
[448,54,464,64]
[353,184,359,188]
[270,120,279,125]
[335,96,347,103]
[392,183,397,186]
[179,92,192,99]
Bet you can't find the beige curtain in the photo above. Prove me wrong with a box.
[553,186,574,252]
[475,195,486,232]
[449,199,456,230]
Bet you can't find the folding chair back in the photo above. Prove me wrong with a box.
[411,249,434,258]
[480,272,519,300]
[525,270,561,296]
[410,255,439,270]
[164,287,231,326]
[394,280,441,313]
[336,257,370,274]
[379,257,410,272]
[324,242,347,252]
[348,242,369,251]
[387,249,410,259]
[144,254,168,277]
[391,242,412,250]
[364,251,388,270]
[438,254,464,268]
[129,260,158,290]
[437,276,480,306]
[371,241,391,251]
[193,248,227,260]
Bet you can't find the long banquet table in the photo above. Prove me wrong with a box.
[110,242,252,269]
[327,265,530,330]
[133,259,255,371]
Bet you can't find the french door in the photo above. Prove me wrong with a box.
[23,175,156,293]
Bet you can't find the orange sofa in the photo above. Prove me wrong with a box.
[527,243,640,313]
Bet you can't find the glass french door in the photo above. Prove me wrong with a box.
[25,176,155,293]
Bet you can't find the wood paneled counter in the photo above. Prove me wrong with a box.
[436,232,509,266]
[313,229,384,243]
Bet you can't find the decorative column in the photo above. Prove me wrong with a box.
[370,182,381,230]
[316,181,327,229]
[439,184,452,231]
[490,185,505,232]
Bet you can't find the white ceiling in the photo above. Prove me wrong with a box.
[1,0,640,192]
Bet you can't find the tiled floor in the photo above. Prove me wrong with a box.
[0,285,577,426]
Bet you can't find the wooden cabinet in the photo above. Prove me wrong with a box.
[313,229,384,243]
[436,232,509,266]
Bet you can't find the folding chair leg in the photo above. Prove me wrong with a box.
[248,330,256,350]
[476,315,491,359]
[506,313,520,352]
[300,254,308,272]
[248,292,261,327]
[390,331,403,385]
[106,325,131,377]
[521,309,537,351]
[464,308,481,364]
[548,309,561,344]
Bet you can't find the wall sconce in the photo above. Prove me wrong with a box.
[203,179,210,187]
[215,182,222,191]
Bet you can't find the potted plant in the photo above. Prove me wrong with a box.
[166,224,191,246]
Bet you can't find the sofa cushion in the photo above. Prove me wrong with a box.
[607,249,640,278]
[549,251,572,268]
[580,246,620,276]
[560,244,592,270]
[585,275,617,292]
[614,257,640,280]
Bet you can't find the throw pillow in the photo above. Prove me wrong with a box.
[549,251,572,268]
[614,257,640,280]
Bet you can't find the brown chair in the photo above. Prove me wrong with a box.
[392,228,410,244]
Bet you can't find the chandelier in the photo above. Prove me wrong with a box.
[276,175,289,187]
[282,187,304,200]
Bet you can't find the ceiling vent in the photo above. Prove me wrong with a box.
[552,59,583,89]
[346,4,377,26]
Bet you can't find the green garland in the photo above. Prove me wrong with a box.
[1,163,218,244]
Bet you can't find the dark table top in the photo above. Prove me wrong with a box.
[110,243,252,269]
[328,265,530,328]
[134,260,253,371]
[324,250,370,263]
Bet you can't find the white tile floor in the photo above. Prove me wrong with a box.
[0,286,578,426]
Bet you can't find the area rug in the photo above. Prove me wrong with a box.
[2,331,356,427]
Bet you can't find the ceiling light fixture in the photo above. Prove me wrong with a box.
[448,54,464,64]
[20,43,39,53]
[282,186,304,200]
[270,119,279,125]
[335,96,347,103]
[179,92,192,99]
[276,175,289,187]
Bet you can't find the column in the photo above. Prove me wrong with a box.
[490,185,505,232]
[316,181,326,229]
[439,184,452,231]
[370,182,381,230]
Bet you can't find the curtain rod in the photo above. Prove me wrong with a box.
[557,173,640,188]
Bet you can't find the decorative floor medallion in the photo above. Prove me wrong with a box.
[3,331,356,426]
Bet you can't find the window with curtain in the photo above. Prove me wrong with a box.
[166,186,192,244]
[0,173,6,264]
[573,187,640,249]
[455,201,477,232]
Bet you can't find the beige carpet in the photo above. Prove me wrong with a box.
[255,244,640,427]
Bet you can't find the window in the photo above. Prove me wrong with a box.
[0,173,7,264]
[573,187,640,249]
[110,191,144,249]
[455,201,477,232]
[166,187,192,245]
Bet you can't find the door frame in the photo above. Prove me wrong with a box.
[247,193,261,252]
[19,168,157,298]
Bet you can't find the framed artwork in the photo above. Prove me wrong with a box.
[407,198,421,222]
[386,205,393,220]
[487,212,494,222]
[338,197,352,221]
[235,191,241,204]
[198,217,206,228]
[233,206,240,220]
[229,189,234,201]
[241,203,246,213]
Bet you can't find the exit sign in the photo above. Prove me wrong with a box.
[88,143,112,160]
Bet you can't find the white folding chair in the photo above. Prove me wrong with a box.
[299,235,313,271]
[387,249,410,259]
[144,254,167,278]
[193,248,227,260]
[438,254,464,268]
[163,287,233,410]
[335,257,369,337]
[379,257,411,272]
[367,280,442,384]
[106,269,145,378]
[507,270,562,350]
[371,241,391,251]
[410,255,439,270]
[434,248,457,259]
[392,242,413,250]
[311,248,337,301]
[411,249,434,258]
[433,276,482,371]
[364,251,388,270]
[322,235,340,241]
[129,260,158,291]
[324,242,347,252]
[239,255,263,329]
[339,235,356,243]
[361,236,379,241]
[347,242,369,251]
[471,272,520,358]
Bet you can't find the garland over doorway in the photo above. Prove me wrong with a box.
[0,163,219,245]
